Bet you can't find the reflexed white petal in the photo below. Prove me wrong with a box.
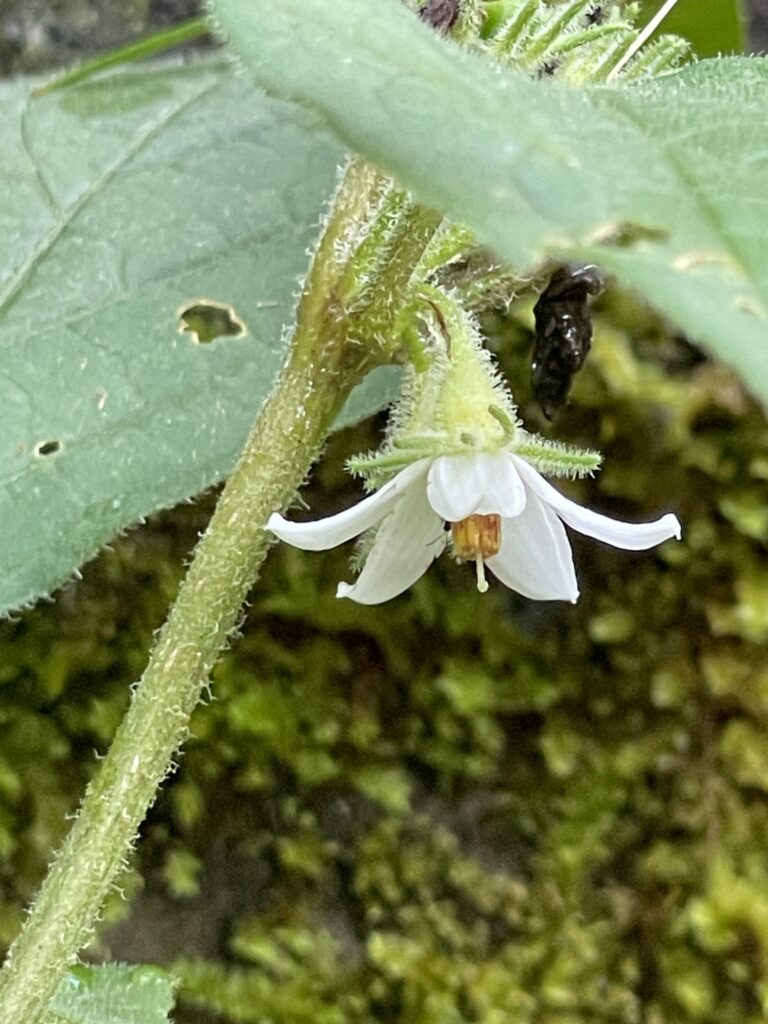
[427,452,526,521]
[511,455,682,550]
[487,494,579,602]
[337,475,447,604]
[267,458,431,551]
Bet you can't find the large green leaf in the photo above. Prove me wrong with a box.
[0,63,359,613]
[46,964,173,1024]
[212,0,768,406]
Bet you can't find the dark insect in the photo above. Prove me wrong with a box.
[532,264,603,419]
[418,0,461,33]
[537,57,562,78]
[585,4,605,25]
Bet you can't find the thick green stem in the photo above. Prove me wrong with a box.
[0,162,376,1024]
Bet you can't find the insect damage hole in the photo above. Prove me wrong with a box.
[34,439,62,457]
[177,299,247,345]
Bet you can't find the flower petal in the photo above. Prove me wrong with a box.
[337,476,447,604]
[267,458,431,551]
[486,493,579,602]
[427,453,526,521]
[511,455,682,550]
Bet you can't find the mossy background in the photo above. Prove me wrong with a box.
[2,282,768,1023]
[2,2,768,1023]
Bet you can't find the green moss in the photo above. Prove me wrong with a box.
[2,299,768,1022]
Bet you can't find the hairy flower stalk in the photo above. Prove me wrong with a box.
[0,156,441,1024]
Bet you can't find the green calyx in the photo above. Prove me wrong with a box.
[413,0,689,83]
[479,0,689,83]
[348,290,602,487]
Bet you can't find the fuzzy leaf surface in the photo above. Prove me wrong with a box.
[212,0,768,404]
[46,964,174,1024]
[0,64,370,613]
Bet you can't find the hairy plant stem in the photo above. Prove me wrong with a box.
[0,158,386,1024]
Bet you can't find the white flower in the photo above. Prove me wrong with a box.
[267,451,681,605]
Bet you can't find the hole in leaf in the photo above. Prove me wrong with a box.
[35,439,62,457]
[178,300,246,344]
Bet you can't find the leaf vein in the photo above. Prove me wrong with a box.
[0,77,222,324]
